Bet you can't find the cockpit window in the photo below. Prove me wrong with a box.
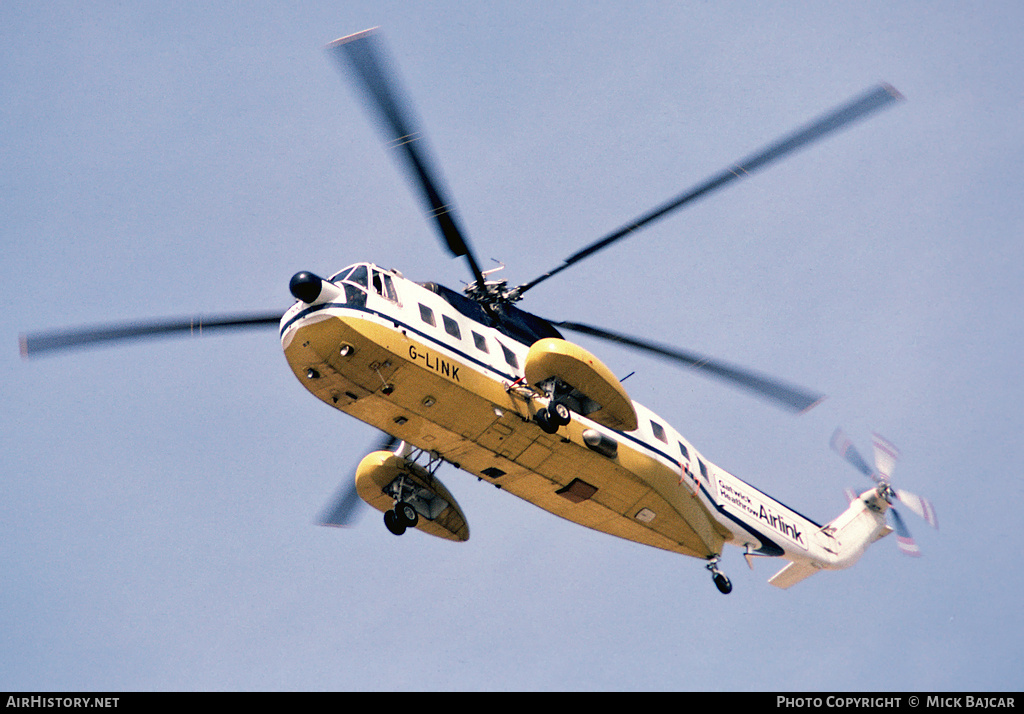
[347,265,368,289]
[326,265,369,307]
[340,283,367,308]
[329,267,353,283]
[371,270,399,303]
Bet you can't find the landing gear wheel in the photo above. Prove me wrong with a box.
[707,557,732,594]
[534,408,560,434]
[396,501,419,528]
[549,399,572,427]
[713,571,733,595]
[383,508,406,536]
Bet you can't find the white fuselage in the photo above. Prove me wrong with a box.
[280,263,890,583]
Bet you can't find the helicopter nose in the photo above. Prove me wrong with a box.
[290,271,327,303]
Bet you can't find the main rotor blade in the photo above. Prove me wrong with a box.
[327,28,487,289]
[318,481,363,529]
[829,428,877,480]
[514,84,903,297]
[553,320,824,413]
[318,433,398,528]
[19,312,283,358]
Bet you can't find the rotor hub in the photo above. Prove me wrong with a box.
[463,278,520,305]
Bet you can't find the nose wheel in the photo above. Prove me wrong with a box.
[383,501,419,536]
[707,557,733,594]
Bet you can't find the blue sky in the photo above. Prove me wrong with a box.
[3,1,1022,691]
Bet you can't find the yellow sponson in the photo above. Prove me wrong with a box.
[355,451,469,542]
[524,338,638,432]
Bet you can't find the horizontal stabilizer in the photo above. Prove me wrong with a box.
[769,560,821,589]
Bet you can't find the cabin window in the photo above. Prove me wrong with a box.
[472,331,488,353]
[418,304,436,327]
[499,342,519,369]
[698,460,709,479]
[443,315,461,340]
[651,421,667,443]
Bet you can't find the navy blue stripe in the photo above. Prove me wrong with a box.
[709,497,786,556]
[281,301,519,382]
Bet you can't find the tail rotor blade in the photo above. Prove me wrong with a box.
[831,430,935,555]
[318,433,398,528]
[896,489,939,530]
[830,428,877,480]
[872,432,900,480]
[889,508,921,557]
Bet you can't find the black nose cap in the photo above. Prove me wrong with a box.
[290,271,324,303]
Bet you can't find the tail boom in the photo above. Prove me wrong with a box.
[768,488,893,589]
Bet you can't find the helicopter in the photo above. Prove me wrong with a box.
[19,28,936,593]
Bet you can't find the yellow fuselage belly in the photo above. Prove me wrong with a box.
[283,311,725,558]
